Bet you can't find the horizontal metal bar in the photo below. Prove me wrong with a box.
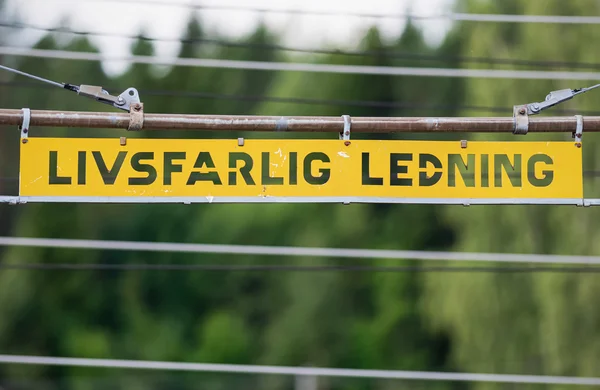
[0,355,598,385]
[0,108,598,132]
[0,196,587,206]
[2,236,600,265]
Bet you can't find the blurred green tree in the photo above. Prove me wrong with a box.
[423,1,600,388]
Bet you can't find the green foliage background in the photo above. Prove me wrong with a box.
[1,0,599,389]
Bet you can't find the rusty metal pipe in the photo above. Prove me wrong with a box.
[1,108,599,133]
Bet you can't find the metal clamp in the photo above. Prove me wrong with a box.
[78,85,141,112]
[511,83,600,136]
[516,84,600,117]
[20,108,31,140]
[513,105,529,135]
[340,115,351,140]
[574,115,583,147]
[127,103,144,131]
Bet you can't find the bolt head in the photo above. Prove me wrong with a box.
[344,131,350,136]
[576,142,582,148]
[22,139,28,144]
[519,108,526,115]
[344,141,351,146]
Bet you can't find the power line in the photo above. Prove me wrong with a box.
[0,81,491,113]
[3,21,600,71]
[0,354,599,385]
[2,263,600,273]
[39,0,600,25]
[1,237,600,265]
[3,81,600,118]
[0,81,506,115]
[2,47,600,80]
[4,80,600,116]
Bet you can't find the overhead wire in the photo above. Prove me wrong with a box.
[2,263,600,273]
[0,81,517,115]
[1,354,599,385]
[37,0,600,25]
[2,21,600,71]
[2,47,600,80]
[2,80,600,117]
[1,237,600,265]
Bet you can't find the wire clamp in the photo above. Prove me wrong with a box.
[20,108,31,141]
[574,115,583,148]
[513,83,600,135]
[128,103,144,131]
[513,105,529,135]
[340,115,351,141]
[76,85,141,112]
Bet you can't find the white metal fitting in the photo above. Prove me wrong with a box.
[340,115,351,141]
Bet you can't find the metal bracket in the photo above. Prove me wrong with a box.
[514,84,600,121]
[517,84,600,116]
[513,105,529,135]
[127,103,144,131]
[7,197,25,205]
[20,108,30,140]
[340,115,351,140]
[574,115,583,148]
[78,85,141,112]
[511,83,600,135]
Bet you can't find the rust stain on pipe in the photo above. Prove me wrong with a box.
[0,109,599,133]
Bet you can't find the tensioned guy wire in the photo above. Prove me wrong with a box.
[0,64,64,88]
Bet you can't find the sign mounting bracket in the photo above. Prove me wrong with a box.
[574,115,583,148]
[19,108,30,141]
[340,115,351,141]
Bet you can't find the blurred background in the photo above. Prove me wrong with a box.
[1,0,600,389]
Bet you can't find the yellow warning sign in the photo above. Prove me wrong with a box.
[19,138,583,200]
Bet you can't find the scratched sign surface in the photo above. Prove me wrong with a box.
[19,138,582,200]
